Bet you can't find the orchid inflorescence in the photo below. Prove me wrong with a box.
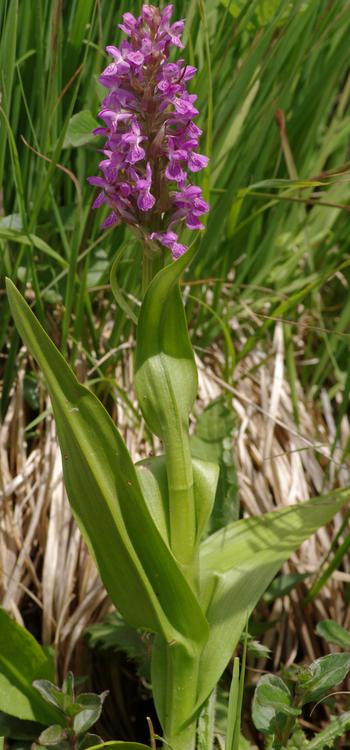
[88,3,209,259]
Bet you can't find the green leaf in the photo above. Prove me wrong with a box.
[137,455,219,547]
[215,688,254,749]
[6,278,208,648]
[195,489,349,710]
[191,396,239,532]
[135,246,199,568]
[110,243,138,325]
[62,673,75,703]
[225,657,240,750]
[0,0,18,182]
[286,725,308,750]
[135,245,197,440]
[264,572,309,603]
[33,681,67,712]
[0,228,68,267]
[0,712,43,740]
[297,653,350,705]
[316,619,350,649]
[23,374,40,411]
[74,710,99,735]
[135,458,170,547]
[194,397,235,444]
[87,249,110,291]
[79,734,103,750]
[307,712,350,749]
[239,634,270,660]
[38,726,66,746]
[252,675,300,736]
[0,609,59,724]
[63,111,98,148]
[73,693,107,735]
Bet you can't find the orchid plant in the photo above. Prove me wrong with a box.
[5,5,349,750]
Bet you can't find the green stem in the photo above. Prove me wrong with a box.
[164,717,197,750]
[142,250,155,297]
[197,689,216,750]
[142,243,165,296]
[279,695,301,747]
[155,639,199,750]
[164,427,197,585]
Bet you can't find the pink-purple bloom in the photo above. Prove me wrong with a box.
[88,4,209,260]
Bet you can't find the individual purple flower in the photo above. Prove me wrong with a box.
[122,117,146,163]
[118,12,139,36]
[89,3,209,259]
[172,185,209,230]
[165,141,188,183]
[150,231,187,260]
[188,152,209,172]
[134,163,156,211]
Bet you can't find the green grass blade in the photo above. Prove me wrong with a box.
[0,0,18,184]
[225,658,240,750]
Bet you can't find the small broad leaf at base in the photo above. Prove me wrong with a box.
[252,675,300,736]
[297,653,350,705]
[73,692,108,735]
[33,681,66,712]
[38,725,66,746]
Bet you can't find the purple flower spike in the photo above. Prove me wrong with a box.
[89,4,209,260]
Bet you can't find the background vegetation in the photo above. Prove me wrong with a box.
[1,0,350,745]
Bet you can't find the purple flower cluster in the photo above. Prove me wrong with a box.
[88,4,209,259]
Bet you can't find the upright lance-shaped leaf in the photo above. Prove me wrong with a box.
[6,279,208,648]
[135,246,198,570]
[196,489,349,710]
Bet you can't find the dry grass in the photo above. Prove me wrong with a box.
[1,330,349,677]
